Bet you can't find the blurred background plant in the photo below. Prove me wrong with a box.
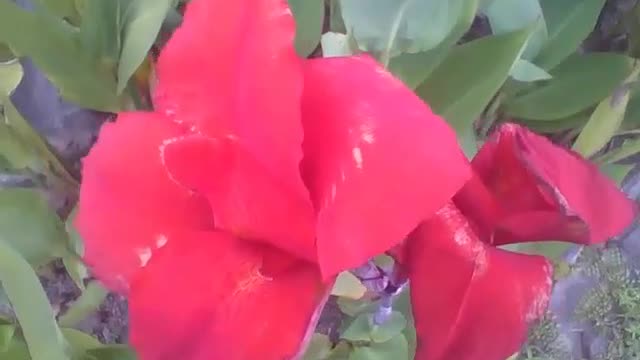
[1,0,640,359]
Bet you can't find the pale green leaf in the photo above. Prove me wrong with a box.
[302,333,333,360]
[370,312,406,343]
[331,271,367,300]
[289,0,324,57]
[349,334,409,360]
[341,313,372,342]
[58,282,108,328]
[510,58,552,82]
[321,32,353,58]
[484,0,547,59]
[536,0,607,69]
[0,239,68,360]
[0,59,22,96]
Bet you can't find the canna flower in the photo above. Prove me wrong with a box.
[75,0,469,359]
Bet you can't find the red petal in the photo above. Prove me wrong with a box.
[129,231,330,360]
[300,55,471,278]
[161,134,317,262]
[76,113,213,292]
[455,123,636,245]
[154,0,310,209]
[407,203,552,360]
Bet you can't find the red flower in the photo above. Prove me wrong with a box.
[75,0,469,359]
[397,123,636,360]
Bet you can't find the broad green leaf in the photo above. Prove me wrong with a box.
[79,0,124,70]
[58,282,108,328]
[416,25,534,138]
[573,69,637,158]
[302,333,333,360]
[0,189,69,265]
[601,163,634,185]
[117,0,172,93]
[0,324,15,352]
[0,239,68,360]
[0,58,22,96]
[0,0,119,111]
[370,312,407,343]
[331,271,367,300]
[321,32,353,58]
[536,0,607,69]
[505,53,632,120]
[336,296,377,317]
[510,59,552,82]
[341,313,372,342]
[349,334,409,360]
[388,0,478,89]
[484,0,547,59]
[339,0,467,57]
[86,345,137,360]
[33,0,80,22]
[289,0,324,57]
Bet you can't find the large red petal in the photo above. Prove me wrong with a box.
[407,203,552,360]
[154,0,310,209]
[76,113,213,292]
[129,230,330,360]
[455,123,636,245]
[300,55,471,278]
[161,134,317,262]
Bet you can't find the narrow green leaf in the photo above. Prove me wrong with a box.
[331,271,366,300]
[85,345,137,360]
[349,334,409,360]
[289,0,324,57]
[63,206,88,290]
[416,25,534,134]
[60,328,101,357]
[573,66,638,157]
[601,163,634,185]
[0,239,68,360]
[536,0,607,69]
[0,58,22,96]
[339,0,466,56]
[387,0,478,89]
[510,59,552,82]
[0,0,119,111]
[501,241,571,261]
[0,324,15,352]
[370,312,407,343]
[484,0,547,59]
[0,189,69,266]
[302,333,333,360]
[117,0,173,93]
[505,53,632,120]
[595,136,640,164]
[58,282,108,328]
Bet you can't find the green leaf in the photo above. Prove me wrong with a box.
[535,0,607,69]
[349,334,409,360]
[601,163,634,185]
[0,239,68,360]
[0,324,15,352]
[595,136,640,164]
[501,241,571,261]
[341,313,372,342]
[289,0,324,57]
[331,271,367,300]
[336,296,377,317]
[326,341,352,360]
[321,32,353,58]
[58,282,108,328]
[370,312,407,343]
[394,288,416,358]
[416,25,534,139]
[0,337,30,360]
[60,328,101,357]
[339,0,467,57]
[573,68,637,157]
[33,0,80,22]
[484,0,547,59]
[510,59,552,82]
[78,0,124,73]
[117,0,172,93]
[517,112,589,132]
[0,58,22,96]
[505,53,632,120]
[0,0,120,111]
[387,0,478,89]
[302,333,333,360]
[85,345,137,360]
[0,189,69,266]
[63,206,88,290]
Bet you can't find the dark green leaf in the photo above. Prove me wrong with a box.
[505,53,632,120]
[416,25,534,141]
[0,189,69,265]
[536,0,607,69]
[484,0,547,59]
[517,112,589,132]
[79,0,124,72]
[289,0,324,57]
[388,0,477,88]
[339,0,467,57]
[349,334,409,360]
[0,239,68,360]
[0,0,119,111]
[117,0,172,93]
[370,312,407,343]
